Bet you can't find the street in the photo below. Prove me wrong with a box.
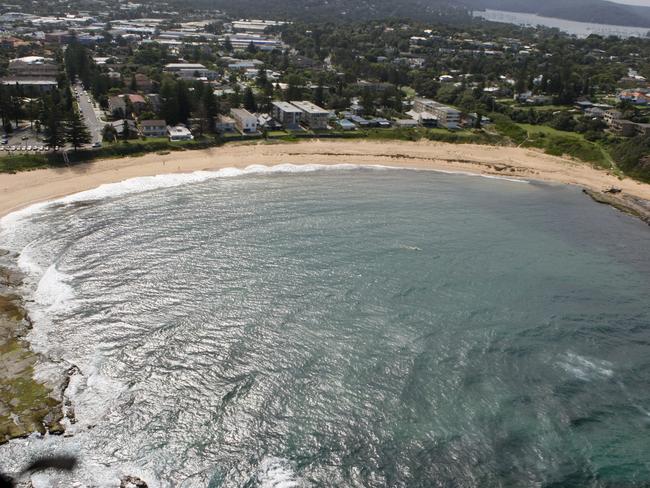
[74,82,104,145]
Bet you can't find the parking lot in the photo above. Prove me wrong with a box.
[1,124,57,154]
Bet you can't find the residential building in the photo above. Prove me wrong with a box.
[290,101,329,130]
[8,57,58,78]
[413,98,460,129]
[604,109,623,126]
[133,73,153,92]
[111,119,138,138]
[167,124,194,141]
[214,115,236,133]
[163,63,212,80]
[0,78,57,93]
[231,108,257,133]
[127,94,147,113]
[140,119,167,138]
[610,119,637,137]
[271,101,302,129]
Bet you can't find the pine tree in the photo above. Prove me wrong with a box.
[66,110,91,150]
[223,36,233,52]
[314,82,325,107]
[202,88,219,132]
[160,78,180,125]
[43,100,66,148]
[122,120,130,141]
[243,87,257,112]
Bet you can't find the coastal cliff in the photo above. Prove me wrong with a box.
[0,263,64,444]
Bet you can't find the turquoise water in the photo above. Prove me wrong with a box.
[1,166,649,487]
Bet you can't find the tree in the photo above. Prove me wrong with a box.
[202,88,219,133]
[223,36,233,52]
[102,124,117,142]
[66,110,92,151]
[43,100,66,148]
[160,78,180,124]
[122,120,130,141]
[243,87,257,112]
[247,41,257,54]
[314,80,325,107]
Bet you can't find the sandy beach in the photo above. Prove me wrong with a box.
[1,139,650,218]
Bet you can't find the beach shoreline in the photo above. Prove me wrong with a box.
[1,139,650,220]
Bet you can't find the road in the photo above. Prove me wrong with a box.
[74,82,104,145]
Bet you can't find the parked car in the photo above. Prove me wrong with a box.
[92,142,102,148]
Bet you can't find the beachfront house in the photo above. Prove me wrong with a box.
[215,115,236,133]
[167,124,194,141]
[231,108,257,134]
[140,119,167,138]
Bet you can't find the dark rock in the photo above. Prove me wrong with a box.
[121,475,149,488]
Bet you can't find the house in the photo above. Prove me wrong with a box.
[618,90,649,105]
[584,107,605,118]
[394,119,419,128]
[111,119,138,138]
[214,115,236,133]
[167,124,194,141]
[290,101,329,130]
[337,119,356,131]
[271,101,302,129]
[230,108,257,133]
[127,94,147,113]
[140,119,167,138]
[257,113,282,131]
[108,96,127,118]
[133,73,153,92]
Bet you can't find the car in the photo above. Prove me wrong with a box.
[1,140,7,145]
[21,135,28,140]
[92,142,102,148]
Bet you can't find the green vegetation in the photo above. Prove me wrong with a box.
[610,135,650,183]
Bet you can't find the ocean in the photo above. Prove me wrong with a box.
[1,165,649,487]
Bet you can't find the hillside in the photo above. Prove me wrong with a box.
[167,0,469,22]
[173,0,650,28]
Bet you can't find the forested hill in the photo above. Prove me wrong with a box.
[167,0,471,23]
[173,0,650,28]
[462,0,650,28]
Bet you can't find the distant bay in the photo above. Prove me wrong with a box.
[474,9,650,38]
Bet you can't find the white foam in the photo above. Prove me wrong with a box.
[0,163,528,236]
[34,264,75,312]
[256,457,305,488]
[558,352,614,381]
